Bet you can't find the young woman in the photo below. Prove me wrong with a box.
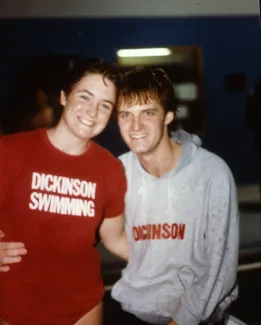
[0,59,128,325]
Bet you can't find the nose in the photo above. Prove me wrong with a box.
[86,103,98,118]
[131,116,143,131]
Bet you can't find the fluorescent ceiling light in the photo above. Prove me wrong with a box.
[117,48,171,57]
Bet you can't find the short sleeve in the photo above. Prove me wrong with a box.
[0,138,10,206]
[104,159,127,219]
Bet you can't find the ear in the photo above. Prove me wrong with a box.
[164,111,174,125]
[60,90,67,106]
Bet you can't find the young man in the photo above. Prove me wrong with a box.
[111,67,239,325]
[0,59,128,325]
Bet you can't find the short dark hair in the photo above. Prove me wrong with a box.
[117,66,178,115]
[63,58,120,97]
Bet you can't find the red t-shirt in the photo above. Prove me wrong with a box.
[0,128,127,325]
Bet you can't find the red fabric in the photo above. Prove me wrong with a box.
[0,129,126,325]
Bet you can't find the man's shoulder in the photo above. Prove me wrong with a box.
[196,147,233,179]
[118,151,135,167]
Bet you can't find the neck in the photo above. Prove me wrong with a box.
[138,134,181,178]
[47,122,90,156]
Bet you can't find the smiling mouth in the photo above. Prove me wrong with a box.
[78,116,95,127]
[130,134,148,139]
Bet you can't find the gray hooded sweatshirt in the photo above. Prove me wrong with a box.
[112,130,239,325]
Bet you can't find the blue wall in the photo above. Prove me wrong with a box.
[0,16,260,184]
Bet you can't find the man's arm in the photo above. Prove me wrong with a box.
[0,231,27,272]
[99,214,129,261]
[171,169,239,325]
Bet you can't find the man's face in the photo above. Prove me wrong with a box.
[60,73,116,141]
[117,99,173,154]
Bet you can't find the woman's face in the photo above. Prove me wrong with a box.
[60,73,116,142]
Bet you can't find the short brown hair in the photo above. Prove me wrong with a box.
[63,58,120,97]
[117,66,178,115]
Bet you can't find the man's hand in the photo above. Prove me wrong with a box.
[0,230,27,272]
[167,320,178,325]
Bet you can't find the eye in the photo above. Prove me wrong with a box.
[143,110,153,116]
[101,103,111,110]
[120,112,130,119]
[80,95,91,101]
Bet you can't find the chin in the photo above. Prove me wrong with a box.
[75,128,102,141]
[131,147,149,154]
[73,130,92,140]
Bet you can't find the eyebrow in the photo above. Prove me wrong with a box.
[143,107,158,111]
[77,89,114,106]
[118,107,158,113]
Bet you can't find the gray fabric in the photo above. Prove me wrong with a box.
[112,130,239,325]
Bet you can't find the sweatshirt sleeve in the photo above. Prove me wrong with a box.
[172,169,239,325]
